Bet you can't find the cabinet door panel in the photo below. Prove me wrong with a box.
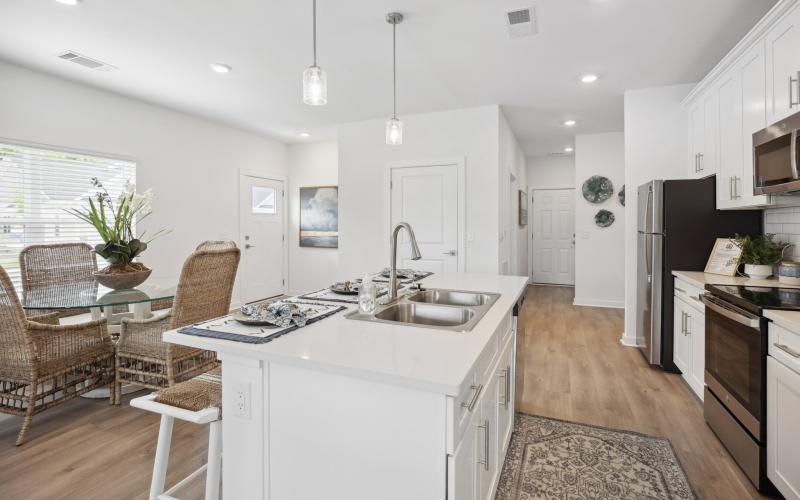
[718,71,742,208]
[478,380,499,500]
[741,40,769,206]
[702,92,718,176]
[673,299,690,373]
[688,104,704,178]
[767,357,800,500]
[497,341,514,455]
[766,4,800,123]
[689,307,705,400]
[449,410,479,500]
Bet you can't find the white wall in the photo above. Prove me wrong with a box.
[337,105,501,278]
[499,109,528,277]
[527,155,575,189]
[622,83,693,345]
[0,61,287,307]
[287,141,339,294]
[574,132,626,308]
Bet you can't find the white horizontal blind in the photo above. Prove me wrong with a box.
[0,142,136,290]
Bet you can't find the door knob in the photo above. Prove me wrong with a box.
[245,244,256,249]
[443,250,456,256]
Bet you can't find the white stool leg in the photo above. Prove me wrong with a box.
[150,415,174,500]
[205,420,222,500]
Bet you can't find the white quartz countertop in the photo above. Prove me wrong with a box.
[672,270,800,290]
[764,309,800,333]
[164,272,529,396]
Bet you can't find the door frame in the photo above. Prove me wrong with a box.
[383,157,466,272]
[528,186,576,286]
[238,169,289,300]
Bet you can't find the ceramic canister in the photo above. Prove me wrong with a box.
[778,260,800,285]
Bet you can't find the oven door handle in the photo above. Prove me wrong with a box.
[701,295,761,328]
[791,129,799,179]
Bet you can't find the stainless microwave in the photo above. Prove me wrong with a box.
[753,110,800,195]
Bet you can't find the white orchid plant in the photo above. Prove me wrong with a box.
[67,178,169,272]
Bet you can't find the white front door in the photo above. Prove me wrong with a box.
[530,189,575,285]
[239,174,285,303]
[390,163,460,273]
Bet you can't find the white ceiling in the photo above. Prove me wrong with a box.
[0,0,778,157]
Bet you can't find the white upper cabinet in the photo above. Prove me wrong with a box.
[740,40,770,207]
[716,67,743,208]
[688,93,718,179]
[717,41,771,209]
[766,2,800,123]
[685,0,800,209]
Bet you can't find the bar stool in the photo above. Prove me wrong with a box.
[130,367,222,500]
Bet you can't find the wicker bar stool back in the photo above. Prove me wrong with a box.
[0,265,114,445]
[114,243,240,403]
[19,242,97,318]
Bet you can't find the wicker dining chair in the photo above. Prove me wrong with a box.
[113,243,240,403]
[0,265,115,445]
[19,242,97,318]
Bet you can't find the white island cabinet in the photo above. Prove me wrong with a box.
[164,273,528,500]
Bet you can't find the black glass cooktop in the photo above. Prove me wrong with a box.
[706,284,800,314]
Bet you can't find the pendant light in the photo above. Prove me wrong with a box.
[303,0,327,105]
[386,12,404,145]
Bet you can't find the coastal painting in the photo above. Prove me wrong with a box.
[299,186,338,248]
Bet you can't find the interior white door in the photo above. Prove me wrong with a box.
[390,164,459,273]
[530,189,575,285]
[239,174,285,303]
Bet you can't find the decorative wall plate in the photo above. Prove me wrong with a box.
[595,209,615,228]
[618,185,625,206]
[582,176,614,203]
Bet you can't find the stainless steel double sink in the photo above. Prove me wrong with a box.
[345,288,500,332]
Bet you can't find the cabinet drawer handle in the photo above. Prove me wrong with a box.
[685,314,692,335]
[477,419,490,471]
[461,384,483,411]
[775,343,800,358]
[498,366,511,409]
[790,72,800,108]
[698,153,704,171]
[505,365,511,409]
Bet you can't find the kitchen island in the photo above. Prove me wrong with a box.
[163,272,528,500]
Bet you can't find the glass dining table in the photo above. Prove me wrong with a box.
[20,279,177,334]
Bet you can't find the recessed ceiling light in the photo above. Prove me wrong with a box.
[209,63,232,74]
[580,74,598,83]
[300,132,310,138]
[564,120,577,126]
[564,147,574,152]
[56,0,81,5]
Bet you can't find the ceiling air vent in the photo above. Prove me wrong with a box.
[58,51,116,71]
[505,7,536,38]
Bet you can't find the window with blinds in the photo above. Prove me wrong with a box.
[0,142,136,289]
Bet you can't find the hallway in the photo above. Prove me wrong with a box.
[515,285,767,500]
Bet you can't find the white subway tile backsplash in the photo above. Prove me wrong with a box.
[765,208,800,260]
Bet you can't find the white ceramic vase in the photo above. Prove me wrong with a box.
[744,263,773,280]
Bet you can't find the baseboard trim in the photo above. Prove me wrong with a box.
[572,298,624,309]
[619,334,641,347]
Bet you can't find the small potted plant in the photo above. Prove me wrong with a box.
[734,234,791,280]
[67,178,169,290]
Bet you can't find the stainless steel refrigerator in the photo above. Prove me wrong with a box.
[636,176,762,371]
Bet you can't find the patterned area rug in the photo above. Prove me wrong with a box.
[496,413,696,500]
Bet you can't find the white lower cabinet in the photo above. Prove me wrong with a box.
[673,279,705,400]
[767,355,800,500]
[448,329,515,500]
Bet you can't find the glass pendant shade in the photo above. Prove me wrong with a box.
[386,117,403,145]
[303,65,327,106]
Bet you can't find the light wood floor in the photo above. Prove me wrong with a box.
[0,284,769,499]
[516,284,768,500]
